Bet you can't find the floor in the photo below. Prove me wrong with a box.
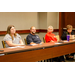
[39,59,75,62]
[65,55,75,62]
[38,57,75,62]
[65,59,75,62]
[65,58,75,62]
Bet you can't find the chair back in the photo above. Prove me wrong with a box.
[2,41,6,48]
[43,37,46,43]
[56,35,60,41]
[24,38,27,45]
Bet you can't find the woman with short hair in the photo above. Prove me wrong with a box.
[61,24,75,60]
[61,25,74,40]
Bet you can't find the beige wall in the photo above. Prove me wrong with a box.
[38,12,47,29]
[0,12,39,31]
[0,12,59,30]
[0,12,59,48]
[38,12,59,29]
[47,12,59,29]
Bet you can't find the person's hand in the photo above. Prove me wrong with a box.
[39,42,43,45]
[41,42,44,44]
[51,40,54,42]
[70,35,72,37]
[70,35,74,39]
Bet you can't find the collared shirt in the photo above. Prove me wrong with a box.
[45,32,57,43]
[26,33,41,44]
[3,33,21,48]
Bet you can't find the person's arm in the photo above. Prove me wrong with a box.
[30,42,43,45]
[45,34,51,42]
[69,31,75,39]
[61,31,67,40]
[40,42,44,44]
[6,40,24,47]
[72,31,75,35]
[19,40,24,45]
[45,34,48,42]
[30,42,37,45]
[37,35,43,44]
[50,40,54,42]
[27,35,36,45]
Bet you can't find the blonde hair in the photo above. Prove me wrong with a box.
[67,25,73,30]
[6,25,17,40]
[47,26,53,30]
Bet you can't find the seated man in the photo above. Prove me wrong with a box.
[26,26,43,45]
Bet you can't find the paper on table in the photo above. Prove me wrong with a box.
[63,41,68,42]
[55,43,62,44]
[31,44,37,46]
[16,46,25,48]
[8,46,25,48]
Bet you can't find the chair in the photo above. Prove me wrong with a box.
[43,37,46,43]
[2,41,6,48]
[24,38,27,45]
[56,35,60,41]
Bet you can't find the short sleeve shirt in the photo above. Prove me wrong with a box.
[3,33,21,48]
[26,33,42,44]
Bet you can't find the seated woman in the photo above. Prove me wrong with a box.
[45,26,64,62]
[61,24,75,60]
[3,25,24,48]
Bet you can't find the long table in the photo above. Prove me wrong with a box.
[0,40,75,62]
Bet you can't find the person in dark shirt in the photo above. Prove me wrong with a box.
[26,26,43,45]
[61,26,74,40]
[61,31,74,40]
[61,25,75,60]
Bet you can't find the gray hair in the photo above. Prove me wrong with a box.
[47,26,53,30]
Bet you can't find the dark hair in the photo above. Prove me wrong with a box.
[6,25,16,40]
